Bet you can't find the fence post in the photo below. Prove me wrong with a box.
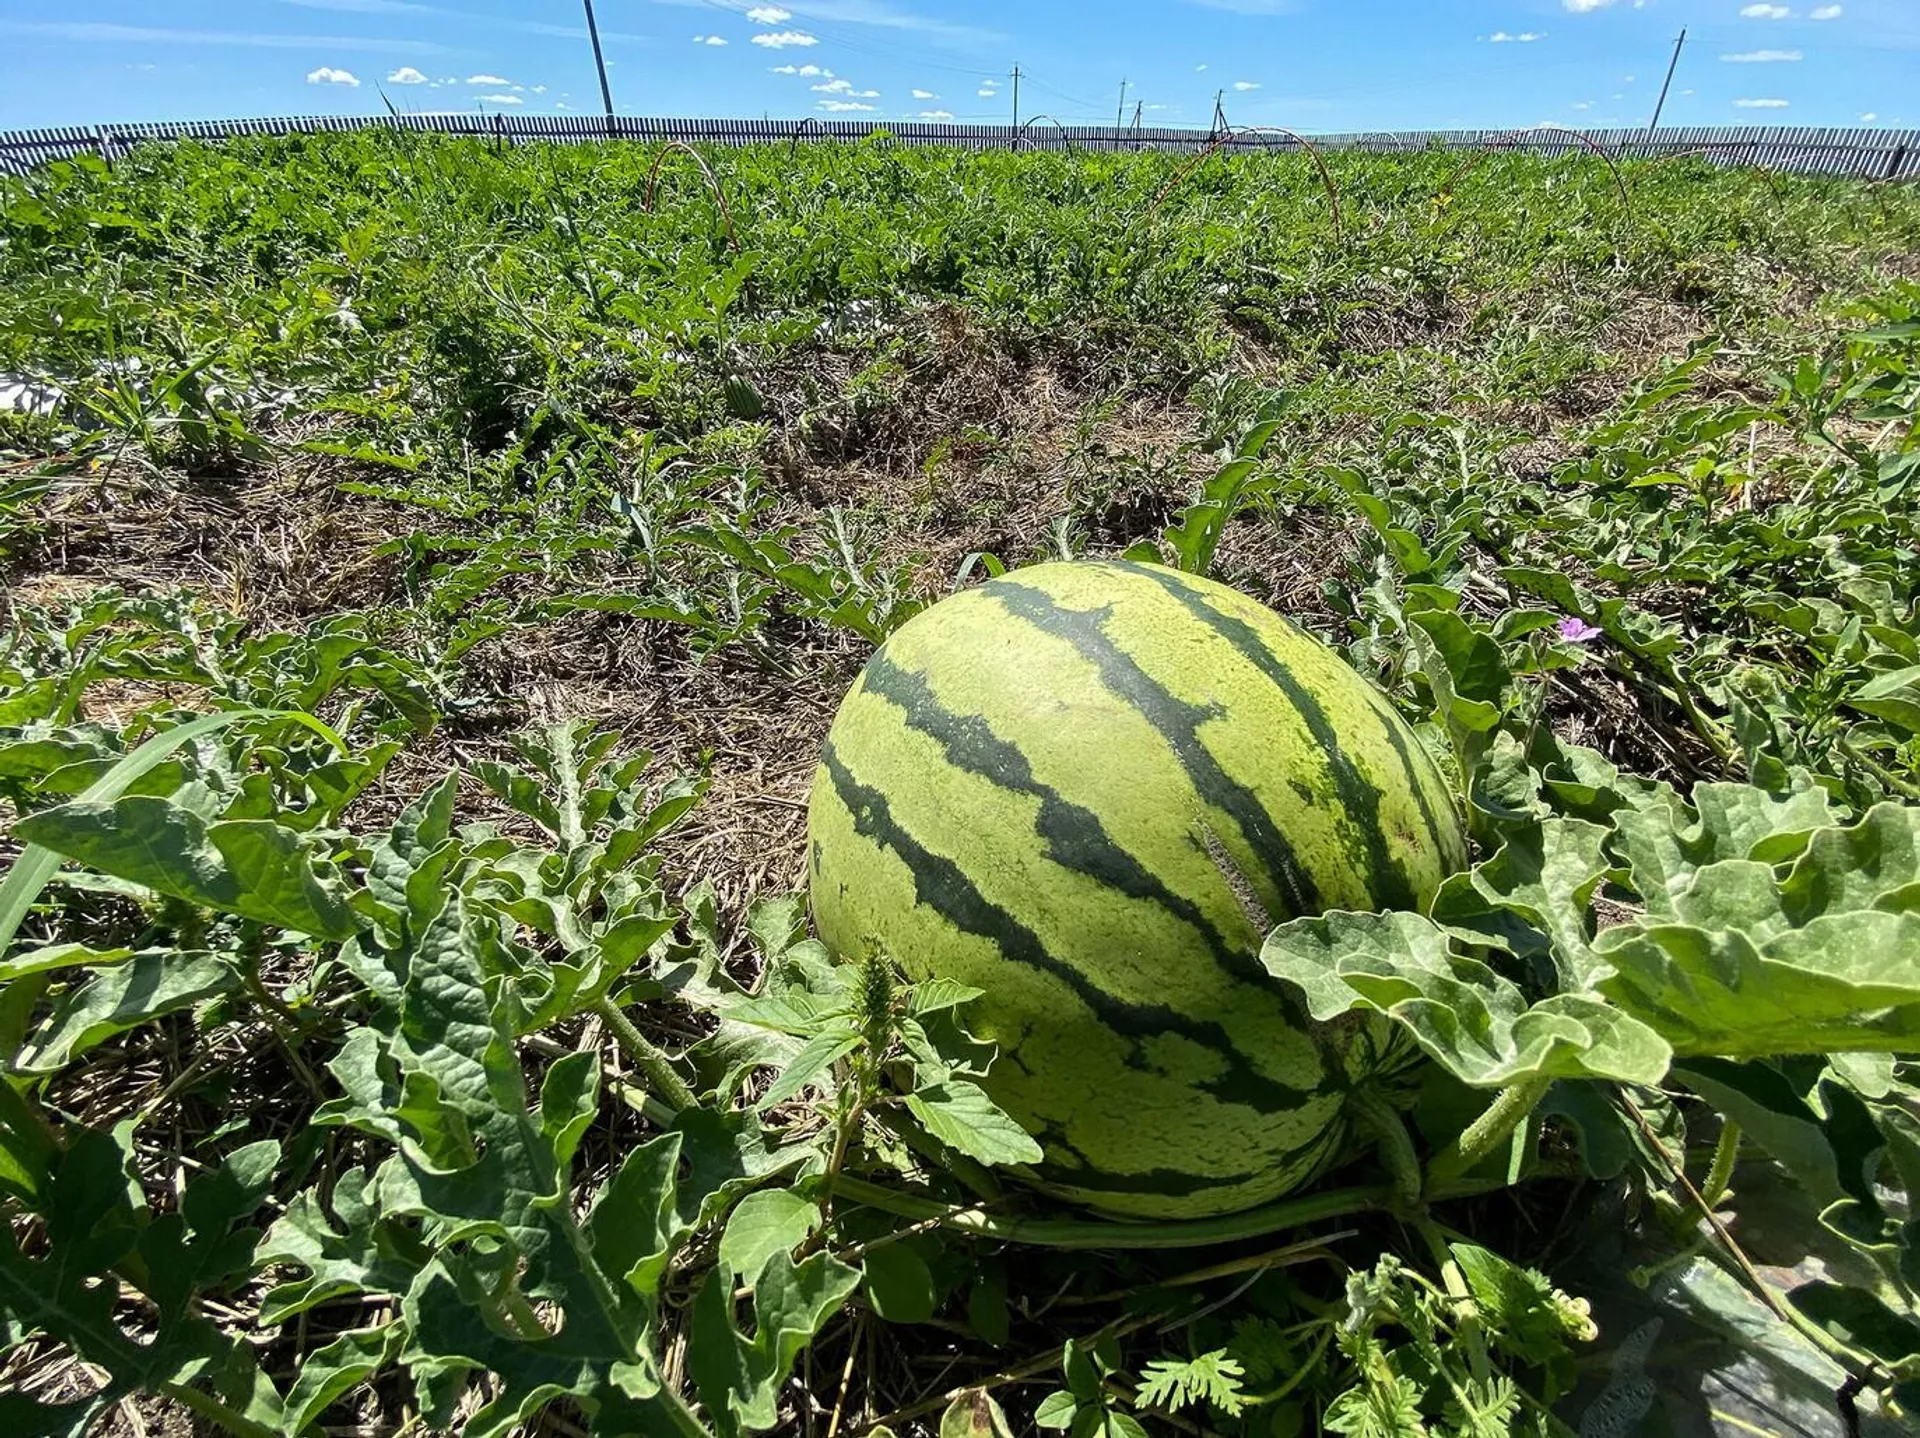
[1888,143,1909,182]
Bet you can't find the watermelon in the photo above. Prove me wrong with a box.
[806,560,1467,1219]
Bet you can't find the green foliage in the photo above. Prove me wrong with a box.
[5,133,1920,1437]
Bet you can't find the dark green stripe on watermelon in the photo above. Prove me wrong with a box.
[1115,560,1419,912]
[819,739,1317,1114]
[1360,688,1454,869]
[988,576,1322,919]
[856,648,1269,987]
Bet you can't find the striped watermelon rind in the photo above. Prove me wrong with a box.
[807,560,1467,1219]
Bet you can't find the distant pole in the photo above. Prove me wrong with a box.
[1212,89,1226,136]
[1011,64,1021,131]
[583,0,616,136]
[1115,77,1128,149]
[1645,28,1686,147]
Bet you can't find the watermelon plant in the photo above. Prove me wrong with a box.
[3,132,1920,1435]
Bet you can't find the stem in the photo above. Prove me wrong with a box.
[1349,1088,1423,1210]
[594,996,697,1113]
[1426,1076,1553,1193]
[1703,1120,1741,1210]
[1838,736,1920,801]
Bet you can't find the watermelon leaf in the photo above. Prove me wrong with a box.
[1260,910,1671,1087]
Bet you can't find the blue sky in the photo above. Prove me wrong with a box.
[0,0,1912,132]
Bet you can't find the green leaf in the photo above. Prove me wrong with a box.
[719,1190,819,1285]
[754,1026,861,1111]
[1790,1283,1920,1375]
[1596,919,1920,1056]
[1261,910,1671,1086]
[1034,1391,1080,1430]
[1848,666,1920,735]
[279,1324,402,1434]
[1433,817,1611,988]
[903,1080,1043,1166]
[14,797,356,940]
[17,952,237,1075]
[689,1248,861,1438]
[1611,782,1836,919]
[862,1241,938,1324]
[0,707,344,964]
[0,943,135,983]
[1137,1350,1250,1416]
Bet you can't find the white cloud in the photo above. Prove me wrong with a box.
[1487,31,1545,41]
[1811,3,1842,16]
[1232,80,1260,90]
[1735,96,1790,106]
[693,33,727,44]
[976,88,995,96]
[1862,111,1877,120]
[814,77,852,91]
[817,99,874,111]
[1571,100,1593,109]
[1195,63,1208,71]
[531,84,546,93]
[1563,0,1618,11]
[752,30,817,47]
[1722,48,1801,60]
[466,73,510,84]
[307,65,360,85]
[1740,3,1791,15]
[917,109,953,118]
[478,93,522,103]
[771,63,832,75]
[912,87,936,98]
[746,4,791,19]
[387,64,427,83]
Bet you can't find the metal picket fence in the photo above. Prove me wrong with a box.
[0,113,1913,181]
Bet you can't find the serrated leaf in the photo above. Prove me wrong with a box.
[1261,910,1670,1086]
[754,1026,861,1111]
[903,1080,1043,1166]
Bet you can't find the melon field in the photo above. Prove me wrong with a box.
[5,132,1920,1438]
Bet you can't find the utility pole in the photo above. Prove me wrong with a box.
[1115,77,1128,147]
[1011,64,1021,131]
[583,0,616,136]
[1212,89,1226,137]
[1645,28,1687,147]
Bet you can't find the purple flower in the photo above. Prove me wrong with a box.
[1557,616,1602,644]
